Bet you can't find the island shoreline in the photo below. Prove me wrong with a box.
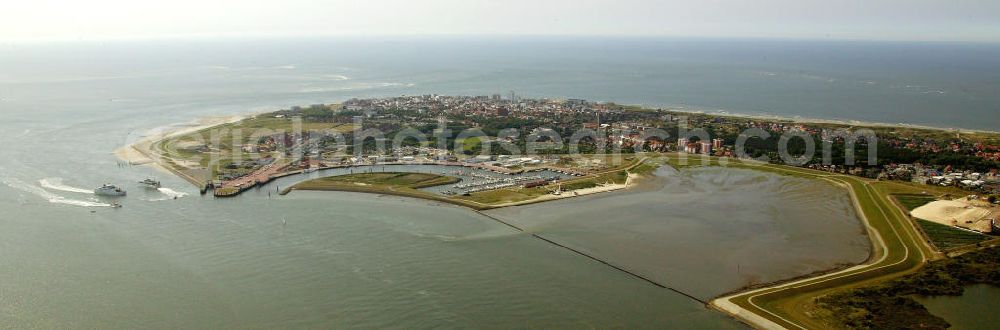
[112,102,986,329]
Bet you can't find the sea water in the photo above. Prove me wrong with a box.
[4,36,991,327]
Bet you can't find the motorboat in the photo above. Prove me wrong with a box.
[138,178,161,189]
[95,184,127,197]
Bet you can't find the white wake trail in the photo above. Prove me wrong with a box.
[39,178,94,194]
[157,187,189,199]
[4,177,110,207]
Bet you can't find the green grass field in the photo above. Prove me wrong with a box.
[289,172,488,209]
[915,219,991,250]
[454,137,482,152]
[894,194,937,211]
[294,172,460,190]
[454,187,550,205]
[149,110,355,182]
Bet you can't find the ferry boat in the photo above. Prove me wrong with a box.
[138,178,161,189]
[95,184,127,197]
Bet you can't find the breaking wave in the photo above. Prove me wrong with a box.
[298,82,408,93]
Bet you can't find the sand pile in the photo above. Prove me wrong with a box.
[911,199,992,229]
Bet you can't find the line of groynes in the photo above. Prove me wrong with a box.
[268,158,710,304]
[472,210,709,305]
[709,162,934,330]
[189,151,935,328]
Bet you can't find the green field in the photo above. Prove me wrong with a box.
[916,219,991,250]
[288,172,489,209]
[894,194,937,211]
[294,172,460,190]
[454,186,550,205]
[151,109,352,182]
[163,111,352,153]
[454,137,482,152]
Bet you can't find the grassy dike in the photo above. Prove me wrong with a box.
[281,152,951,329]
[692,155,998,329]
[678,155,937,329]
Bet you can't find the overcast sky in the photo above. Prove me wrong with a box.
[3,0,999,42]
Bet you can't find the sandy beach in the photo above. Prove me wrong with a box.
[112,115,247,184]
[113,115,246,165]
[654,106,1000,134]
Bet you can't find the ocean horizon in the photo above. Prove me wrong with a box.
[2,35,998,328]
[3,36,999,131]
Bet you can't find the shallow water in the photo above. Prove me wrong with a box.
[6,37,972,327]
[916,284,1000,330]
[485,166,871,300]
[0,159,867,328]
[1,188,748,328]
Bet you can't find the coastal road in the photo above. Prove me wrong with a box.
[710,163,934,329]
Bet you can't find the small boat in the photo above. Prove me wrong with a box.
[110,203,123,209]
[138,178,161,189]
[95,184,127,197]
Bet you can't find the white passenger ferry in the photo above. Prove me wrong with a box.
[95,184,127,197]
[138,178,161,189]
